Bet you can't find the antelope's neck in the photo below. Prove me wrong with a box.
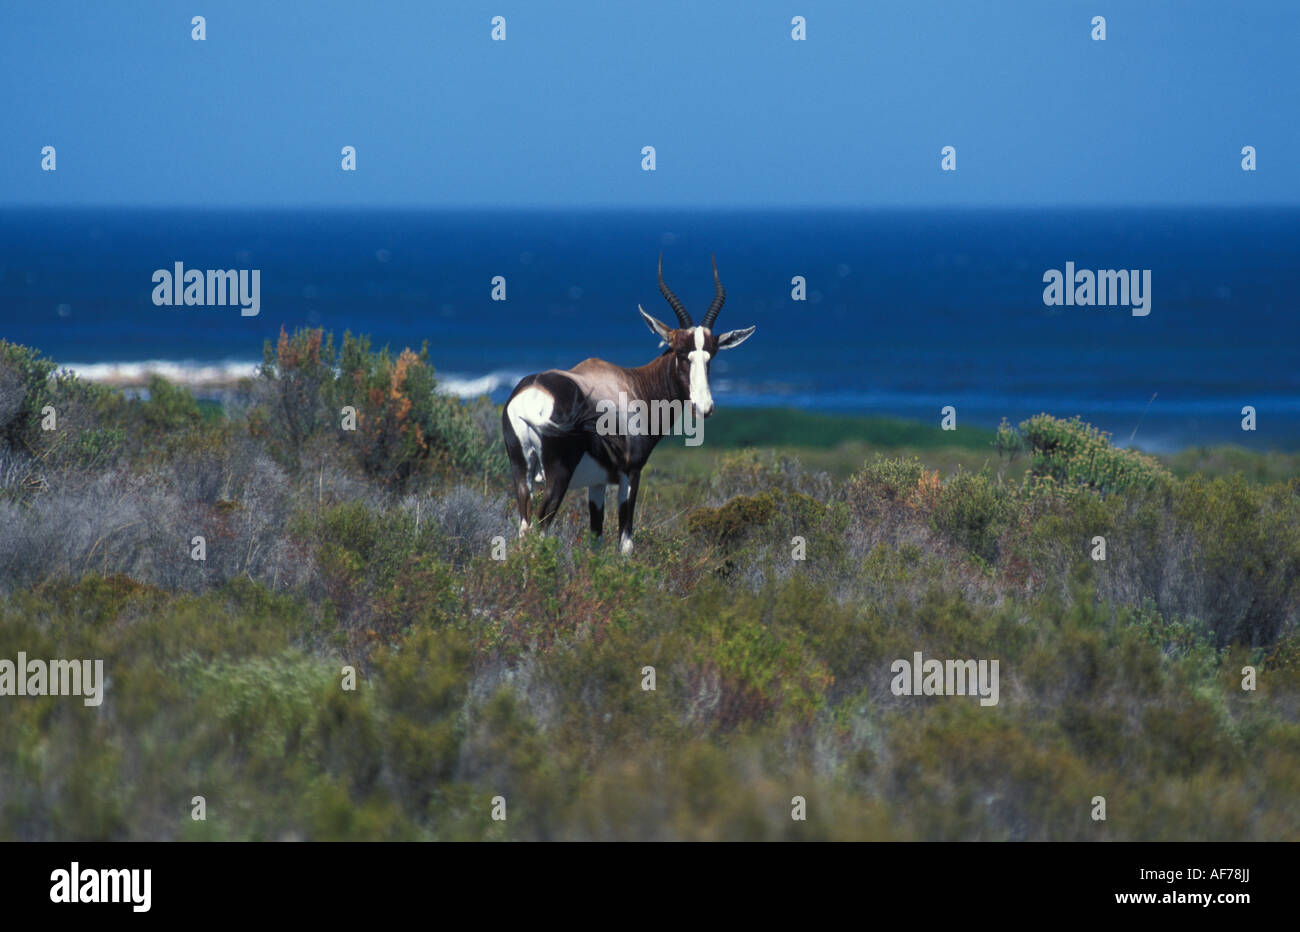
[633,353,683,403]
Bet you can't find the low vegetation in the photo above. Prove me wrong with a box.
[1,331,1298,840]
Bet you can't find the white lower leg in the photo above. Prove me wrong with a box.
[618,475,633,554]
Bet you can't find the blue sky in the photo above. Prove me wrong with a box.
[2,0,1297,208]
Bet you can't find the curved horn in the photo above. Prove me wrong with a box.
[658,252,693,328]
[700,253,725,329]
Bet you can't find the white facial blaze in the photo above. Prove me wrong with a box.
[688,327,713,416]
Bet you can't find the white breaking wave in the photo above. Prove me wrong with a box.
[435,371,524,398]
[63,359,522,399]
[62,360,262,387]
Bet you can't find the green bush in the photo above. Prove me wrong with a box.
[1168,474,1300,646]
[139,375,201,433]
[0,341,131,468]
[0,340,57,450]
[931,467,1014,564]
[1010,413,1170,495]
[848,454,927,503]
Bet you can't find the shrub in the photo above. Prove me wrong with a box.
[1010,414,1170,495]
[0,342,127,469]
[1167,474,1300,646]
[371,626,472,811]
[138,375,201,433]
[255,327,338,466]
[0,340,56,450]
[256,327,505,485]
[930,468,1014,565]
[407,485,512,567]
[847,454,927,504]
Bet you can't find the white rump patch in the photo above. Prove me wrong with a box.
[507,386,553,487]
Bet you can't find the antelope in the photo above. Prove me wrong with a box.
[502,255,755,554]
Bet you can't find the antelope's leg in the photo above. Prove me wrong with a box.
[515,478,533,536]
[588,484,606,539]
[502,409,534,535]
[536,460,573,532]
[617,469,641,555]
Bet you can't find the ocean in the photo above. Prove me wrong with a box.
[2,206,1297,452]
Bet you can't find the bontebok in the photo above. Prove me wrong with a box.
[503,255,756,554]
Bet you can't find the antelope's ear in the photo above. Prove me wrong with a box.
[638,305,674,344]
[716,325,755,350]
